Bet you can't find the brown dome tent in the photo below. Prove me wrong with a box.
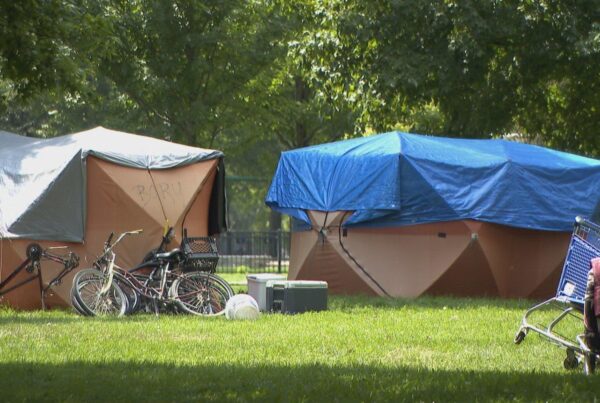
[289,211,569,299]
[0,127,226,309]
[267,132,600,299]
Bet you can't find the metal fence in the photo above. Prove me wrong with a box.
[216,231,291,273]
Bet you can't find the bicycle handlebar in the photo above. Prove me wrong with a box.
[116,229,143,242]
[101,229,144,256]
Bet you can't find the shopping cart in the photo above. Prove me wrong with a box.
[514,216,600,375]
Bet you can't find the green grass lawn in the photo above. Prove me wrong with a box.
[0,295,597,402]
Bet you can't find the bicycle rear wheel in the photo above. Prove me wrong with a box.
[113,272,140,314]
[169,272,234,316]
[72,268,127,316]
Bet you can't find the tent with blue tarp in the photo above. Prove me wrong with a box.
[267,132,600,232]
[266,132,600,299]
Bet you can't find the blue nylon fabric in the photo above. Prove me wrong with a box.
[266,132,600,232]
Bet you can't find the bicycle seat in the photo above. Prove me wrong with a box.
[154,248,181,260]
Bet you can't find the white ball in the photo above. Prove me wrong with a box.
[225,294,260,320]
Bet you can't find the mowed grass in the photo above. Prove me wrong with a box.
[0,295,597,402]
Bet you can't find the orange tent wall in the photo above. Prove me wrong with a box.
[290,211,570,299]
[0,157,218,309]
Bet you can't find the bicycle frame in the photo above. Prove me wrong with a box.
[0,244,79,309]
[94,229,183,313]
[117,260,181,301]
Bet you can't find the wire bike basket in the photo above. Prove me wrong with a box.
[181,231,219,273]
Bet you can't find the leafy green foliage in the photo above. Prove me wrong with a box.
[301,0,600,147]
[0,1,82,98]
[77,1,286,146]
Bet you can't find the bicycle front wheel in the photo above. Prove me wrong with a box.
[70,276,91,316]
[72,268,127,317]
[169,272,234,316]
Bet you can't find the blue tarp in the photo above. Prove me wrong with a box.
[266,132,600,232]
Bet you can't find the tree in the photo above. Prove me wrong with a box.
[296,0,600,153]
[513,0,600,155]
[65,1,285,148]
[0,1,84,99]
[5,1,599,230]
[0,1,343,230]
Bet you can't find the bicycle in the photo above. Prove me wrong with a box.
[0,243,79,310]
[70,230,141,316]
[71,229,234,316]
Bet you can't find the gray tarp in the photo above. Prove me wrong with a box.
[0,127,223,241]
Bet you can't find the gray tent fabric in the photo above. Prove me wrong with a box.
[0,130,36,146]
[6,153,85,241]
[0,127,223,241]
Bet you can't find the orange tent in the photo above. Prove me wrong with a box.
[290,211,569,299]
[0,127,225,309]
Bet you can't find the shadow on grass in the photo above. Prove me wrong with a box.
[329,294,536,312]
[0,361,595,402]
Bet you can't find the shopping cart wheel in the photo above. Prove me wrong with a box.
[564,349,579,370]
[513,329,526,344]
